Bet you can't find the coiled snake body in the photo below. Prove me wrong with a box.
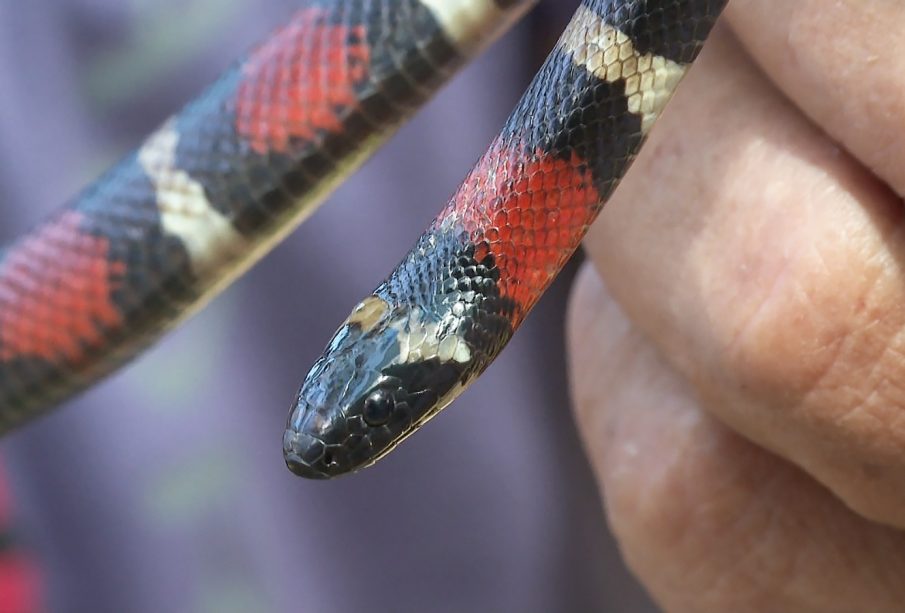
[0,0,726,477]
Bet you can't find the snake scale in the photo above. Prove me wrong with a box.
[0,0,726,478]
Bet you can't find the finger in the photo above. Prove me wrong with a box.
[566,263,905,613]
[585,24,905,527]
[726,0,905,197]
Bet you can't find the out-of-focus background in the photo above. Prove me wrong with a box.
[0,1,659,611]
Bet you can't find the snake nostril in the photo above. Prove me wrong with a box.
[323,450,336,468]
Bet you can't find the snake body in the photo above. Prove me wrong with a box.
[0,1,726,477]
[0,0,532,429]
[285,0,726,478]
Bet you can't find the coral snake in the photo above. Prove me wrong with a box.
[0,0,727,478]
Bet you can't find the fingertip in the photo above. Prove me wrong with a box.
[566,261,703,500]
[566,262,634,428]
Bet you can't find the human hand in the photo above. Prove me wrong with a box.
[566,1,905,611]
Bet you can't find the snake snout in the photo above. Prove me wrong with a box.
[283,429,335,480]
[283,402,356,479]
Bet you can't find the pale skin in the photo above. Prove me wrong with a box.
[565,0,905,610]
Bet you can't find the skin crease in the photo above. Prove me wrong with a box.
[566,0,905,610]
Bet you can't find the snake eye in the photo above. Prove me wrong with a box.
[363,389,394,426]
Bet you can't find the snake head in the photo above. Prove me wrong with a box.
[283,293,472,479]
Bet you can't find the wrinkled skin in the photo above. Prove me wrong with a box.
[567,2,905,611]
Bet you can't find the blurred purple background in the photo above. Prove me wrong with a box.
[0,1,658,611]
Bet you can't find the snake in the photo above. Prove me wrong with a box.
[0,0,726,477]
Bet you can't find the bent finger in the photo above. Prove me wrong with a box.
[726,0,905,197]
[584,25,905,527]
[567,263,905,613]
